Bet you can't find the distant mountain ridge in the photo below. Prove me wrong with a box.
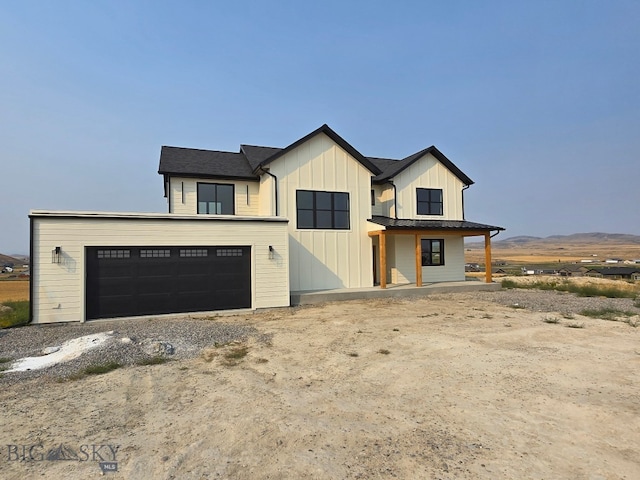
[0,253,26,265]
[496,232,640,245]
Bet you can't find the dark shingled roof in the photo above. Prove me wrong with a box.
[585,267,640,276]
[371,146,474,186]
[369,216,504,232]
[241,145,282,171]
[158,125,474,185]
[158,146,257,180]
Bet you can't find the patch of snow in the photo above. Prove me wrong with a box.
[42,346,61,355]
[6,332,113,372]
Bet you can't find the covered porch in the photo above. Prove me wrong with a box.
[367,216,505,289]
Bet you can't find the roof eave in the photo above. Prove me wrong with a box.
[158,171,260,182]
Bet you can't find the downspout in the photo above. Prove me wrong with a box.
[462,184,470,220]
[388,180,398,219]
[29,215,34,324]
[490,230,501,239]
[167,175,172,213]
[259,168,279,216]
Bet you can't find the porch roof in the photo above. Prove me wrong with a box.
[369,216,504,232]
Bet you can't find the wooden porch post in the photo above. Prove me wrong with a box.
[415,234,422,287]
[485,232,492,283]
[380,232,387,289]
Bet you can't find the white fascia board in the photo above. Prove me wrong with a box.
[29,210,288,222]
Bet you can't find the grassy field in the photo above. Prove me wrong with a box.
[465,241,640,265]
[0,280,29,302]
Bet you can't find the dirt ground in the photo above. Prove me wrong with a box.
[1,293,639,479]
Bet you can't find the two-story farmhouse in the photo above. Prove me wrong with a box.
[30,124,503,323]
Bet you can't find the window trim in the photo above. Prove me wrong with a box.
[197,182,235,215]
[416,188,443,216]
[421,239,445,266]
[296,189,350,230]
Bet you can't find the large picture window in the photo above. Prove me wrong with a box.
[421,239,444,266]
[417,188,443,215]
[297,190,350,230]
[197,183,234,215]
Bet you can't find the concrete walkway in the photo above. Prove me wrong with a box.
[290,280,501,305]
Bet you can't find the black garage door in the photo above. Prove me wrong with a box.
[86,246,251,320]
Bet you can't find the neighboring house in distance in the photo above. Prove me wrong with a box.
[584,267,640,280]
[30,124,504,324]
[558,265,589,277]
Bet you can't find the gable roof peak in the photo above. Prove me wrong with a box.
[254,124,382,175]
[372,145,474,186]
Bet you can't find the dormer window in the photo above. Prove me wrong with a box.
[197,183,234,214]
[416,188,443,216]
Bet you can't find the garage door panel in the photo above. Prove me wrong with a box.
[86,246,251,320]
[97,264,136,278]
[137,263,174,277]
[98,296,135,317]
[176,293,216,311]
[177,277,210,293]
[178,262,209,275]
[137,294,174,314]
[137,278,173,295]
[97,281,135,296]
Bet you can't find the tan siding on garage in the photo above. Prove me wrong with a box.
[31,212,289,324]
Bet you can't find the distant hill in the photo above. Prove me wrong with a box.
[497,235,542,244]
[541,233,640,244]
[496,233,640,246]
[0,253,26,266]
[467,232,640,248]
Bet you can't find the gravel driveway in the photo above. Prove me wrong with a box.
[0,316,269,385]
[2,289,638,386]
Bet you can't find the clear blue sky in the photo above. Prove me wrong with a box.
[1,1,638,254]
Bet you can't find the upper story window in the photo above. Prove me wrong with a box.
[296,190,350,230]
[417,188,443,215]
[197,183,234,215]
[421,239,444,266]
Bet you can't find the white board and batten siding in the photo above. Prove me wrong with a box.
[390,235,465,284]
[371,184,395,218]
[393,153,465,221]
[30,211,289,324]
[269,133,374,291]
[168,177,260,216]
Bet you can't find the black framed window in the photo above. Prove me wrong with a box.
[417,188,443,215]
[197,183,234,215]
[371,189,375,206]
[421,239,444,266]
[297,190,350,230]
